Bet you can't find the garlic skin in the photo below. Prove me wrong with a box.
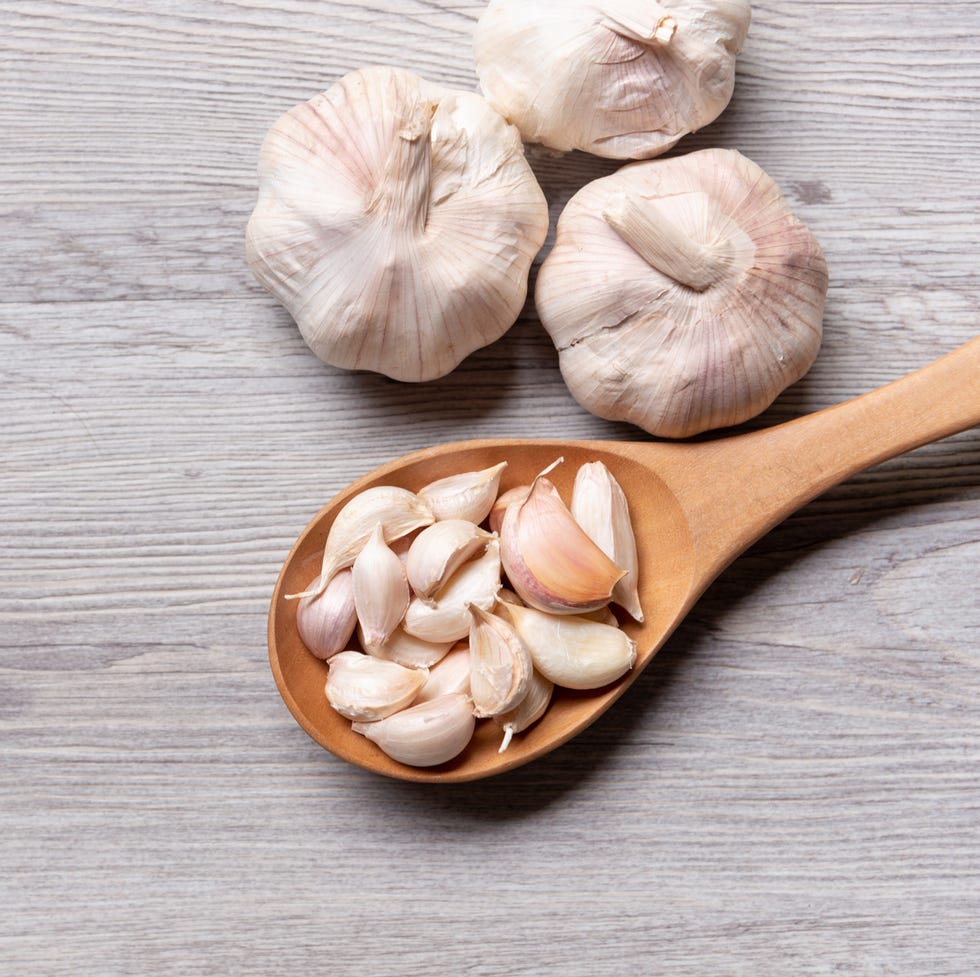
[295,569,357,660]
[246,66,549,381]
[413,643,472,703]
[536,149,828,438]
[325,651,427,722]
[495,669,554,753]
[468,605,532,719]
[474,0,751,160]
[405,519,494,604]
[352,524,410,650]
[499,473,624,614]
[572,462,643,622]
[352,693,476,767]
[418,462,507,524]
[497,603,637,690]
[288,486,433,600]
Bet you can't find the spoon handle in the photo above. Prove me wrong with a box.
[661,336,980,580]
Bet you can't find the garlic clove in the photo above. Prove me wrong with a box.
[488,484,530,535]
[246,66,549,382]
[295,568,357,660]
[496,602,636,690]
[474,1,751,160]
[495,587,525,608]
[288,485,433,600]
[467,604,532,719]
[571,461,644,622]
[352,693,476,767]
[352,523,411,650]
[324,651,427,722]
[495,668,554,753]
[366,626,454,670]
[405,519,494,604]
[499,470,624,614]
[418,462,508,524]
[403,538,501,643]
[413,642,472,703]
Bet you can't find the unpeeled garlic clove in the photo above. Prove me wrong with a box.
[352,523,411,650]
[403,538,501,643]
[366,626,454,670]
[495,669,554,753]
[488,484,530,535]
[496,602,636,690]
[352,693,475,767]
[467,604,532,719]
[325,651,428,722]
[288,486,433,600]
[413,643,472,703]
[295,568,356,660]
[499,470,624,614]
[571,461,644,622]
[418,462,508,524]
[405,519,494,604]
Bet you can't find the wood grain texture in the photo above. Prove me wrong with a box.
[1,1,978,975]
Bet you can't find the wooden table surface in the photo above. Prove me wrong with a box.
[3,2,978,974]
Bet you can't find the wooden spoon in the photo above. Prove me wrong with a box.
[269,338,980,783]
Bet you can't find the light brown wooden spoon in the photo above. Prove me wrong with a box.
[269,338,980,783]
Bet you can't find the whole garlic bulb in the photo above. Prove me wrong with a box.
[535,148,829,438]
[246,66,549,381]
[473,0,751,160]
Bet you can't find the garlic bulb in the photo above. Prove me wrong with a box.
[474,0,751,159]
[536,148,829,438]
[246,66,549,381]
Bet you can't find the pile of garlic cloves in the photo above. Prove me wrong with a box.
[289,460,642,768]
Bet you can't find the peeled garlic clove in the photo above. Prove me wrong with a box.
[488,484,530,535]
[418,462,508,524]
[295,568,357,660]
[288,486,433,600]
[405,519,494,604]
[352,524,411,650]
[474,0,751,160]
[413,643,472,703]
[325,651,427,722]
[352,693,475,767]
[535,148,828,438]
[497,602,636,690]
[572,462,643,622]
[495,669,554,753]
[246,66,549,382]
[468,604,532,719]
[366,626,454,670]
[499,472,624,614]
[403,538,501,643]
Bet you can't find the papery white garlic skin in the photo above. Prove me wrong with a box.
[295,569,357,660]
[536,148,828,438]
[413,643,472,703]
[403,538,501,643]
[572,462,644,622]
[474,0,751,160]
[288,485,433,600]
[352,693,475,767]
[246,66,549,381]
[325,651,428,722]
[499,474,624,614]
[366,626,454,670]
[497,602,636,690]
[406,519,493,604]
[352,524,410,649]
[495,669,554,753]
[468,604,532,719]
[418,462,507,524]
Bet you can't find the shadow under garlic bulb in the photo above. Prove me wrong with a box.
[246,66,549,382]
[474,0,752,160]
[535,148,829,438]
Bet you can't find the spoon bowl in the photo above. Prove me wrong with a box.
[269,338,979,782]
